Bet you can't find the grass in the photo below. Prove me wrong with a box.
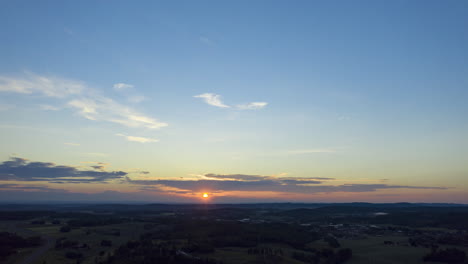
[341,236,434,264]
[196,245,305,264]
[28,222,148,264]
[1,248,35,264]
[4,220,468,264]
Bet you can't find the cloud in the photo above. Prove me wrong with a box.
[83,152,109,157]
[0,183,64,192]
[285,149,337,155]
[64,142,80,146]
[253,148,339,158]
[338,115,352,121]
[116,133,159,143]
[236,102,268,110]
[0,72,168,130]
[113,83,134,90]
[128,95,147,103]
[63,27,85,43]
[194,93,268,110]
[91,165,106,171]
[128,173,329,193]
[0,72,84,97]
[202,173,271,181]
[0,104,14,111]
[112,83,147,104]
[39,104,60,111]
[0,157,127,183]
[199,36,216,46]
[68,97,168,129]
[0,188,195,203]
[81,161,109,171]
[199,173,335,182]
[127,173,448,194]
[194,93,230,108]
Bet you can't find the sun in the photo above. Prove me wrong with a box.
[202,193,209,198]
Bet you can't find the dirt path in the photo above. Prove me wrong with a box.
[8,223,54,264]
[16,235,53,264]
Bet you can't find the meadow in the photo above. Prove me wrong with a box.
[1,203,467,264]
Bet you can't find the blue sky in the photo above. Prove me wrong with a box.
[0,0,467,202]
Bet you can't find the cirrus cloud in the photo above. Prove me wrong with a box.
[194,93,268,110]
[194,93,230,108]
[0,72,84,97]
[113,83,134,90]
[0,72,168,130]
[68,97,168,129]
[116,133,159,143]
[236,102,268,110]
[39,104,60,111]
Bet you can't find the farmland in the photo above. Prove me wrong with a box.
[1,203,467,264]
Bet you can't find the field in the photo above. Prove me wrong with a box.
[1,203,467,264]
[1,220,148,264]
[342,236,433,264]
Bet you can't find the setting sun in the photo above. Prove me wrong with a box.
[202,193,209,198]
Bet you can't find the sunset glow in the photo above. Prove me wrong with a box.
[2,3,468,264]
[0,1,467,204]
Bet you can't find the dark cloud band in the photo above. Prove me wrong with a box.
[0,157,127,183]
[128,173,448,194]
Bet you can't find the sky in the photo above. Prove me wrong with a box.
[0,0,467,203]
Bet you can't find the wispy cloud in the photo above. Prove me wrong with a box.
[64,142,80,146]
[83,152,109,157]
[68,97,168,129]
[194,93,230,108]
[0,188,193,202]
[90,165,106,171]
[113,83,134,90]
[285,149,337,155]
[202,173,272,181]
[194,93,268,110]
[0,72,168,130]
[80,161,109,172]
[236,102,268,110]
[128,95,147,103]
[0,183,65,192]
[338,115,352,121]
[0,104,13,111]
[116,133,159,143]
[63,27,86,43]
[39,104,60,111]
[0,72,84,97]
[199,36,216,46]
[199,173,334,183]
[236,148,339,158]
[113,83,147,104]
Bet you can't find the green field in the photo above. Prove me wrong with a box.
[4,221,468,264]
[2,204,468,264]
[33,222,148,264]
[342,236,431,264]
[195,243,308,264]
[1,220,149,264]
